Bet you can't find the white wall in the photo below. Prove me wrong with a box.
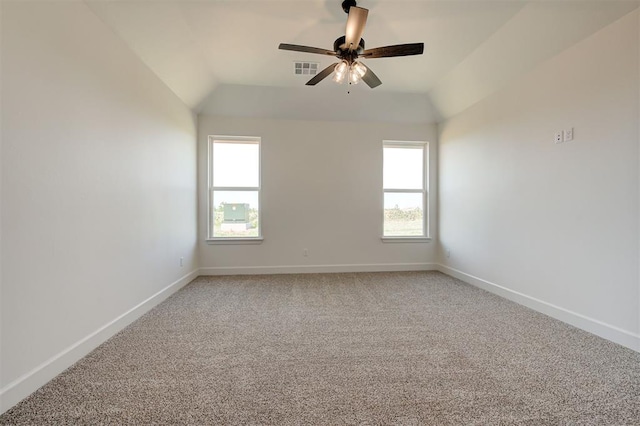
[438,10,640,351]
[1,1,198,411]
[198,116,437,274]
[198,84,440,123]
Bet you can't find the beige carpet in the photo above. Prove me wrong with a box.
[1,271,639,425]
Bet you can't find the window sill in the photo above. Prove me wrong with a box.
[206,237,264,245]
[381,237,432,243]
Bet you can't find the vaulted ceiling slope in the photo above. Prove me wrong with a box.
[86,0,639,122]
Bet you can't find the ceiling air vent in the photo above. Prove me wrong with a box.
[293,61,319,76]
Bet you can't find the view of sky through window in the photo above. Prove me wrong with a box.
[213,142,259,187]
[383,146,423,190]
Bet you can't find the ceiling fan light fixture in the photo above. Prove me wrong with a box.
[333,61,349,83]
[347,61,367,85]
[348,70,360,84]
[353,61,367,78]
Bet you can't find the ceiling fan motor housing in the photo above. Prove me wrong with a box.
[334,36,365,63]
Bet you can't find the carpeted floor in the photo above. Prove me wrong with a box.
[1,271,639,425]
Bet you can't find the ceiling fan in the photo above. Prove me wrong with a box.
[278,0,424,89]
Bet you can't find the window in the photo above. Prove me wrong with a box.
[383,141,428,239]
[208,136,261,241]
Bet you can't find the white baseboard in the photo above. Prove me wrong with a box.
[437,264,640,353]
[199,263,438,276]
[0,269,199,414]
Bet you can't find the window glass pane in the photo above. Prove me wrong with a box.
[383,146,423,190]
[212,191,259,238]
[384,192,424,236]
[213,142,259,187]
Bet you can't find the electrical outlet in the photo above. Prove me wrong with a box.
[564,127,574,142]
[303,248,308,257]
[554,132,564,144]
[180,257,184,267]
[446,250,451,258]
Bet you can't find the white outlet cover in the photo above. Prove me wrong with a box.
[555,132,563,144]
[564,128,574,141]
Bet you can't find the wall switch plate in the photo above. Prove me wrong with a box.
[564,128,574,141]
[554,132,563,144]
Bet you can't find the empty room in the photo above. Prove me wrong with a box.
[1,0,639,424]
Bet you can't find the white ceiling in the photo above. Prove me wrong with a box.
[85,0,639,122]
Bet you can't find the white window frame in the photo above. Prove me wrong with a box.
[382,140,430,242]
[207,135,263,244]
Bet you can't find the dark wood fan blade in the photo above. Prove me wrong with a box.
[306,63,339,86]
[361,43,424,59]
[361,65,382,88]
[279,43,336,56]
[344,6,368,51]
